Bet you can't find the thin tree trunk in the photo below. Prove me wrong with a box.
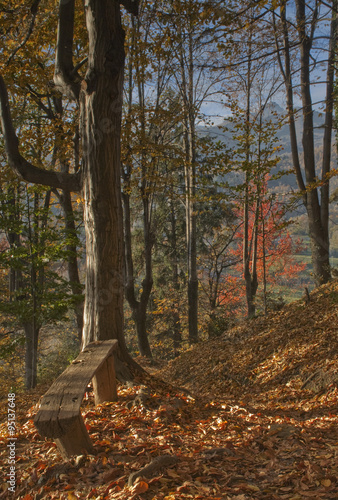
[321,0,337,264]
[296,0,330,284]
[7,185,21,299]
[133,305,152,358]
[207,267,221,339]
[274,0,333,286]
[243,30,257,318]
[170,195,182,356]
[52,89,84,339]
[120,14,154,358]
[24,321,39,389]
[59,190,84,339]
[122,178,153,358]
[250,195,260,311]
[180,22,198,344]
[24,192,40,389]
[274,3,306,199]
[133,192,153,358]
[188,24,198,344]
[262,202,267,314]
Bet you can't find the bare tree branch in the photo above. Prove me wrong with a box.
[0,75,81,192]
[54,0,81,101]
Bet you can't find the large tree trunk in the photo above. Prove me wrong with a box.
[79,1,143,379]
[80,0,125,349]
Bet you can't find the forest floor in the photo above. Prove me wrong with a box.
[0,280,337,499]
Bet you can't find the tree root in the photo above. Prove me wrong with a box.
[114,351,196,400]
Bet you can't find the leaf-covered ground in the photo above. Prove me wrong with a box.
[0,280,337,499]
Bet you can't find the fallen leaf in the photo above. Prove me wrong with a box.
[67,493,78,500]
[131,480,148,495]
[299,491,325,497]
[321,478,331,487]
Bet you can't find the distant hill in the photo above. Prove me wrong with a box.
[199,102,336,194]
[200,102,327,153]
[264,102,326,153]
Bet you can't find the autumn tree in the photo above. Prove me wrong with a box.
[151,180,186,355]
[198,196,241,338]
[217,4,283,317]
[159,0,226,343]
[0,181,75,388]
[0,0,141,378]
[230,184,307,312]
[121,2,179,358]
[0,50,83,387]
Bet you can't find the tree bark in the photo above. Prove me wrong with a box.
[54,0,81,101]
[80,0,125,350]
[79,0,143,378]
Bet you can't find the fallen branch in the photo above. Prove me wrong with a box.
[301,370,322,390]
[128,455,179,486]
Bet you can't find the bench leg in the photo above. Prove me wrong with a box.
[92,354,118,405]
[55,414,94,459]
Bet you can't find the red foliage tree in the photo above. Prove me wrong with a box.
[219,182,306,317]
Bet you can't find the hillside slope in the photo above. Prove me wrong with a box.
[155,279,338,403]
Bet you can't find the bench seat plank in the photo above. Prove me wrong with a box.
[34,340,118,440]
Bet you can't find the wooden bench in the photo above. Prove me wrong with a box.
[34,339,118,458]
